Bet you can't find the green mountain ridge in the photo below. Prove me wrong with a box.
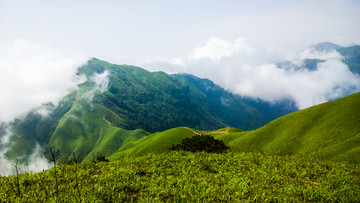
[1,48,359,164]
[220,92,360,164]
[85,58,289,132]
[2,58,295,162]
[110,92,360,164]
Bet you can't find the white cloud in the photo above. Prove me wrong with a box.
[230,59,359,109]
[0,140,51,176]
[0,40,88,175]
[287,48,344,66]
[299,49,343,61]
[140,37,360,109]
[0,40,88,122]
[92,70,109,93]
[191,37,253,61]
[81,70,110,101]
[26,144,52,173]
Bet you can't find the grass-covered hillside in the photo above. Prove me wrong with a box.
[110,92,360,164]
[47,100,150,161]
[110,127,194,160]
[1,151,359,202]
[219,91,360,164]
[46,57,282,162]
[1,54,360,202]
[2,58,298,163]
[80,58,277,132]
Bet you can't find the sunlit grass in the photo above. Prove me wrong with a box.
[1,151,359,202]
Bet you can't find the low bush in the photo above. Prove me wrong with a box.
[171,134,229,153]
[92,153,109,163]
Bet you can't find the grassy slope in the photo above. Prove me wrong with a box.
[109,127,244,160]
[85,58,227,132]
[217,92,360,164]
[48,97,149,161]
[3,94,76,161]
[83,58,277,132]
[173,74,269,130]
[109,127,194,160]
[110,92,360,164]
[1,151,360,202]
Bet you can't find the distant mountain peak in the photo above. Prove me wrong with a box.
[309,42,343,52]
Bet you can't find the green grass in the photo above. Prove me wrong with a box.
[109,92,360,165]
[218,92,360,164]
[81,58,279,132]
[3,58,296,164]
[48,98,149,161]
[1,151,359,202]
[3,94,76,161]
[2,80,359,202]
[109,127,194,159]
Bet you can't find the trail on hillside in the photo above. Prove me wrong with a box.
[98,108,113,127]
[182,127,201,135]
[182,127,230,135]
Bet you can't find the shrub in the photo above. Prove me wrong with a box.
[92,153,109,163]
[171,134,229,153]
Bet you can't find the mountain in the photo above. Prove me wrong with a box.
[310,43,360,75]
[338,45,360,74]
[309,42,343,52]
[278,42,360,75]
[2,45,358,163]
[109,92,360,164]
[174,74,297,124]
[1,58,295,162]
[80,58,287,132]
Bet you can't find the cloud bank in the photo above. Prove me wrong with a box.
[80,70,110,101]
[0,140,51,176]
[191,37,254,61]
[0,123,52,176]
[139,37,360,109]
[0,40,88,122]
[0,40,88,175]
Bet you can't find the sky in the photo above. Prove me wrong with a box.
[0,0,360,122]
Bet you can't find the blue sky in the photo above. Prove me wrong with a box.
[0,0,360,121]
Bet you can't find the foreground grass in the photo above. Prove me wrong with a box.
[1,151,360,202]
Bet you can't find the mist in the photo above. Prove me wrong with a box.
[139,37,360,109]
[0,66,110,176]
[0,141,51,176]
[81,70,110,101]
[0,40,88,176]
[0,124,52,176]
[0,40,88,123]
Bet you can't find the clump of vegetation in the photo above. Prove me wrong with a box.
[92,153,109,163]
[171,134,229,153]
